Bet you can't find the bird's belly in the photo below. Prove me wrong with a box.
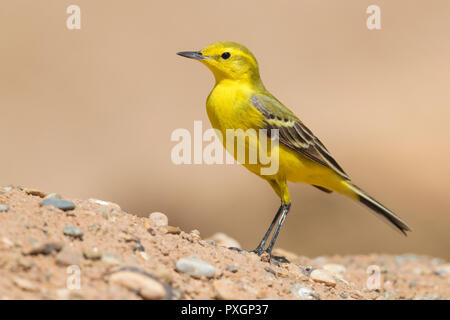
[279,145,349,193]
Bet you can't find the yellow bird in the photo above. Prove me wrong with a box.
[177,42,410,261]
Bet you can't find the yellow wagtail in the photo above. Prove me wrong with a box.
[177,42,410,260]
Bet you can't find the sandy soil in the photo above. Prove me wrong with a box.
[0,186,448,300]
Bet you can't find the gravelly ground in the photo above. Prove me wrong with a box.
[0,186,448,300]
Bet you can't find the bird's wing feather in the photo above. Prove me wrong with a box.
[250,94,349,180]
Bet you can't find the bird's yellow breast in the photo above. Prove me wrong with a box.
[206,80,263,132]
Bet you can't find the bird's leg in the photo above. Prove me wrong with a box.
[265,202,291,258]
[252,203,284,255]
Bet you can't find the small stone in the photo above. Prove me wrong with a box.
[164,226,181,235]
[310,269,336,287]
[109,271,166,300]
[44,193,63,199]
[63,225,84,239]
[2,237,15,248]
[89,198,121,210]
[205,232,241,249]
[175,256,215,278]
[213,279,237,300]
[25,189,47,198]
[83,249,102,260]
[13,277,39,292]
[56,248,82,266]
[101,253,122,265]
[149,212,168,227]
[41,198,75,211]
[25,242,63,255]
[299,265,314,277]
[323,263,346,275]
[290,284,319,300]
[340,293,348,299]
[264,267,276,276]
[190,229,201,236]
[226,265,238,273]
[139,252,149,261]
[0,204,9,212]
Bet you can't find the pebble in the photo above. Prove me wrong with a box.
[149,212,168,227]
[56,248,83,266]
[25,189,47,198]
[299,265,313,277]
[83,249,102,261]
[213,279,237,300]
[2,237,15,248]
[13,277,39,292]
[0,204,9,212]
[41,198,75,211]
[89,199,121,211]
[101,253,122,265]
[63,225,84,239]
[322,263,346,275]
[175,256,215,278]
[226,265,238,273]
[44,193,63,199]
[205,232,241,249]
[25,242,63,255]
[164,226,181,235]
[310,269,337,287]
[139,252,149,261]
[110,271,166,299]
[264,267,276,276]
[290,284,319,300]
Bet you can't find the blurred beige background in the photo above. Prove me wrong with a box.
[1,1,449,259]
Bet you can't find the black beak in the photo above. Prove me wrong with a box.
[176,51,205,60]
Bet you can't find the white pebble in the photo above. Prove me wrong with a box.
[149,212,169,227]
[310,269,336,287]
[176,256,215,278]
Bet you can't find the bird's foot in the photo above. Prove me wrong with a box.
[252,246,265,256]
[252,247,290,266]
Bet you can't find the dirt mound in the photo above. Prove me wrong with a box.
[0,186,448,300]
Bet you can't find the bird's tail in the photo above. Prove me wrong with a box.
[345,181,411,236]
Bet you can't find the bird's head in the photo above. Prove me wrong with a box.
[177,41,261,84]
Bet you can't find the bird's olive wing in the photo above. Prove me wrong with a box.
[250,95,349,180]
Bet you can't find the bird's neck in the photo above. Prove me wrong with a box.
[213,77,266,92]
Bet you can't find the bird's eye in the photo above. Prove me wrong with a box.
[221,52,231,59]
